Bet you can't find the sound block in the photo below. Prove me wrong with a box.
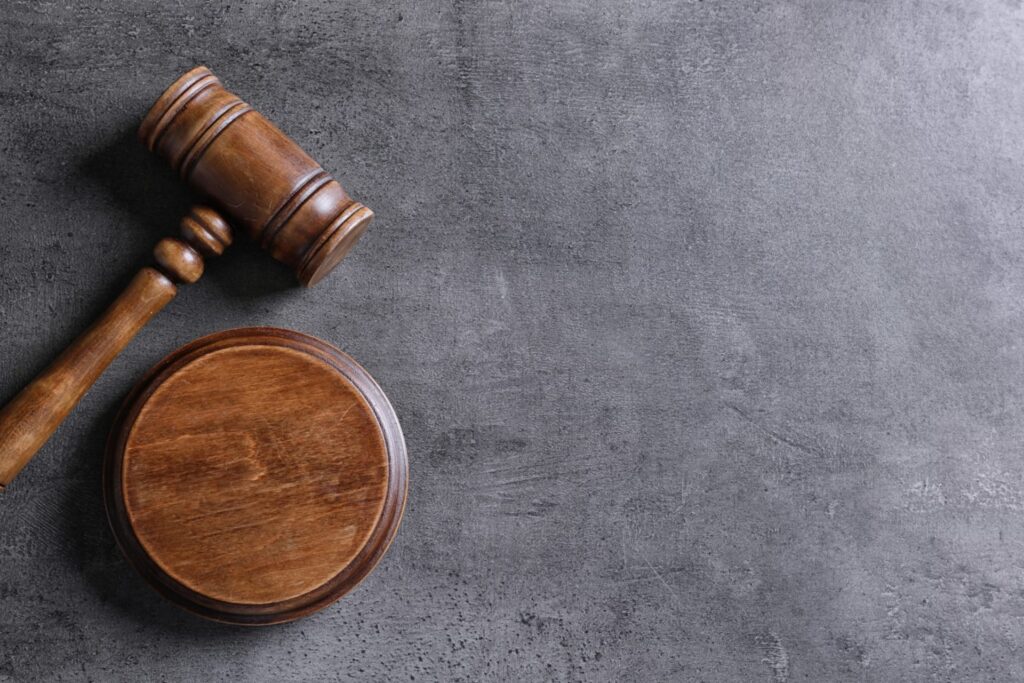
[103,328,407,625]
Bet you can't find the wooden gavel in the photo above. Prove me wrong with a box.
[0,66,374,489]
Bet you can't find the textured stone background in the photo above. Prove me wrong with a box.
[3,0,1024,680]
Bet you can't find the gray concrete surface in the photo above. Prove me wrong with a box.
[2,0,1024,680]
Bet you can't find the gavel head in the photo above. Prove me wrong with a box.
[138,66,373,287]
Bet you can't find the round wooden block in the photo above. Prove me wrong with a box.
[103,327,407,625]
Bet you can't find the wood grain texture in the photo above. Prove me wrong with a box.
[103,327,407,625]
[0,207,232,489]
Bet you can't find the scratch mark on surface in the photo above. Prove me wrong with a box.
[334,401,358,424]
[755,631,790,683]
[726,402,827,459]
[495,267,509,301]
[641,555,680,602]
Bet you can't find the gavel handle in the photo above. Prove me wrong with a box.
[0,207,231,490]
[0,268,177,488]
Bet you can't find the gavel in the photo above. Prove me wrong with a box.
[0,66,373,489]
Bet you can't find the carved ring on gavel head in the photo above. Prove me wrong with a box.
[0,67,373,489]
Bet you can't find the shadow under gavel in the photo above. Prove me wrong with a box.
[0,66,374,489]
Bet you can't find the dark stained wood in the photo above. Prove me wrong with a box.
[0,66,375,489]
[0,207,232,489]
[138,66,374,287]
[103,327,407,625]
